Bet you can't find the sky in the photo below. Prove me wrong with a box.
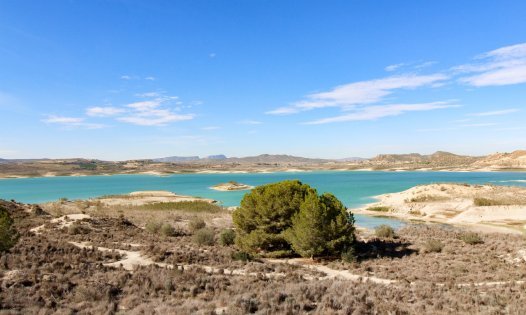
[1,0,526,160]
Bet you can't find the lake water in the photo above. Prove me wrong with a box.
[1,171,526,229]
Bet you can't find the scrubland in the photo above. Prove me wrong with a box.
[2,193,526,314]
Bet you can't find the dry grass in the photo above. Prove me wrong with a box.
[3,199,526,314]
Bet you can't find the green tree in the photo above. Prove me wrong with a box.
[233,180,316,255]
[0,205,17,252]
[285,192,355,258]
[233,180,355,258]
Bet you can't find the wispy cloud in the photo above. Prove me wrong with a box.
[468,108,520,116]
[117,96,193,126]
[459,122,498,127]
[457,43,526,86]
[135,92,162,98]
[86,106,125,117]
[238,119,263,125]
[385,63,406,72]
[145,76,156,81]
[202,126,220,131]
[267,73,449,115]
[304,101,458,125]
[42,115,105,129]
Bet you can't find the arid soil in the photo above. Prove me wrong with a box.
[2,197,526,314]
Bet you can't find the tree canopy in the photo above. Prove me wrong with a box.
[0,205,17,252]
[232,180,355,258]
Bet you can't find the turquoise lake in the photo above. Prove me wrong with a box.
[1,171,526,229]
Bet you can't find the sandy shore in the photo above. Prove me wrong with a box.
[353,183,526,234]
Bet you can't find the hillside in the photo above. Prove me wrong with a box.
[370,151,480,166]
[473,150,526,170]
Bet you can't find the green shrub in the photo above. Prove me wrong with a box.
[160,223,176,237]
[473,198,501,206]
[193,228,215,246]
[0,206,17,252]
[460,232,483,245]
[366,206,390,212]
[375,225,395,238]
[219,229,236,246]
[188,217,206,232]
[137,201,223,213]
[341,247,356,263]
[421,239,444,253]
[231,251,253,262]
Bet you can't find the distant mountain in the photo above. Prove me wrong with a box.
[337,157,368,162]
[204,155,227,160]
[227,154,329,164]
[153,156,200,162]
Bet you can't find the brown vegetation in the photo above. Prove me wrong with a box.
[2,199,526,314]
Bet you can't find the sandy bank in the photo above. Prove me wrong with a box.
[353,183,526,234]
[210,182,254,191]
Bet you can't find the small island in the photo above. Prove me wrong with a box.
[211,181,254,191]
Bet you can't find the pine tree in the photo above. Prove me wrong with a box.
[285,192,355,258]
[285,192,327,258]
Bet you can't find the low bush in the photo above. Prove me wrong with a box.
[193,228,215,246]
[219,229,236,246]
[374,225,395,238]
[421,239,444,253]
[188,217,206,232]
[231,251,253,262]
[366,206,390,212]
[473,198,509,206]
[160,223,176,237]
[145,220,162,234]
[341,247,356,263]
[137,201,223,213]
[460,232,483,245]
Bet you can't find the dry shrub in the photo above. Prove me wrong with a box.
[145,220,162,234]
[160,223,176,237]
[189,217,206,232]
[375,225,395,238]
[193,228,215,246]
[460,232,484,245]
[421,239,444,253]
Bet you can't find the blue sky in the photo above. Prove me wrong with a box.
[1,0,526,160]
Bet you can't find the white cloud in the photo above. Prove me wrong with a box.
[120,75,132,80]
[267,73,449,115]
[118,113,193,126]
[118,95,194,126]
[209,53,216,58]
[304,101,458,125]
[385,63,405,72]
[238,119,262,125]
[43,115,84,124]
[145,76,156,81]
[86,106,125,117]
[458,43,526,86]
[42,115,105,129]
[136,92,162,98]
[469,108,520,117]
